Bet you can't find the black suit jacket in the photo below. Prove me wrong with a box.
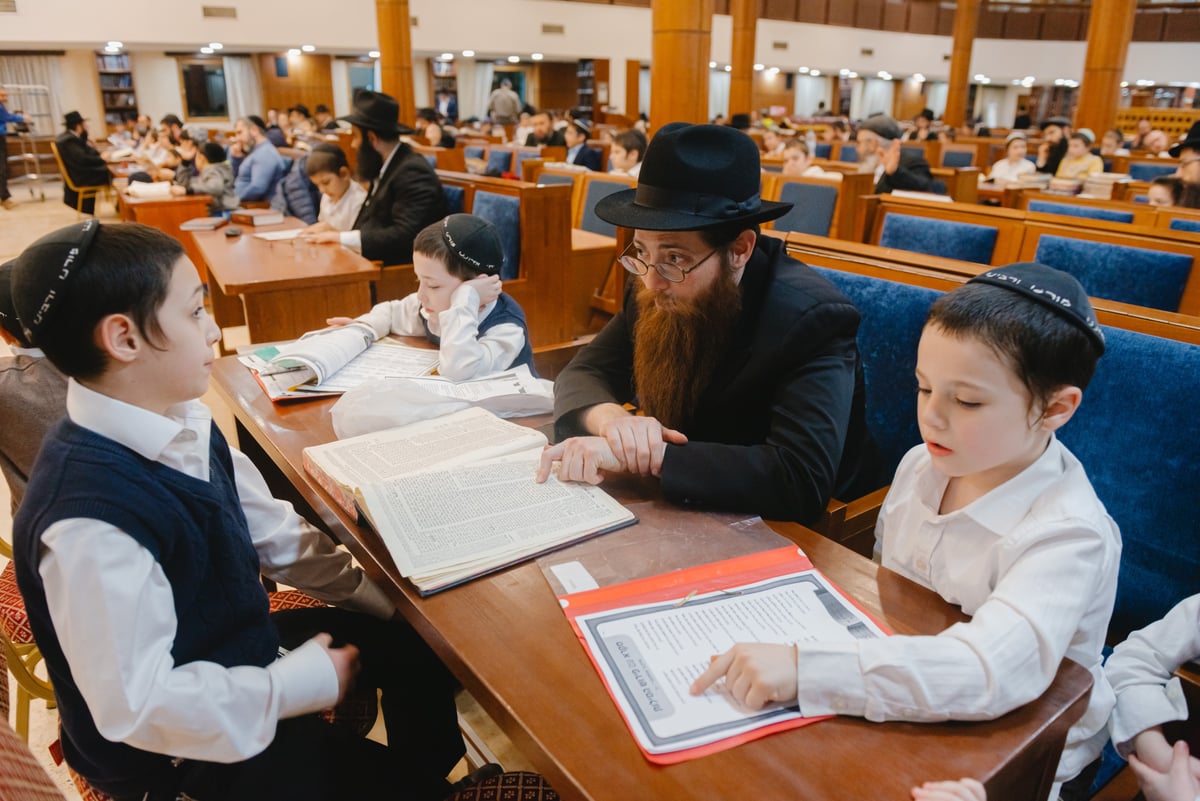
[553,236,881,523]
[875,150,943,194]
[524,129,567,148]
[55,132,110,188]
[570,146,604,172]
[353,143,447,266]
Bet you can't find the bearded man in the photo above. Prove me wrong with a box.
[538,122,880,523]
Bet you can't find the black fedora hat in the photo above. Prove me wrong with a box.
[1169,121,1200,157]
[594,122,792,231]
[63,110,85,129]
[340,90,415,136]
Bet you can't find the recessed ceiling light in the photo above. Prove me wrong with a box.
[200,47,214,54]
[209,43,223,50]
[709,61,716,69]
[301,45,316,53]
[753,63,764,71]
[287,48,301,57]
[531,53,544,61]
[368,50,381,58]
[810,70,821,76]
[106,41,122,48]
[462,50,475,58]
[798,67,809,73]
[103,46,120,54]
[440,52,454,60]
[912,73,925,82]
[723,65,732,72]
[507,55,520,63]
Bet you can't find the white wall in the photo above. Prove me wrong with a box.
[130,52,182,122]
[57,50,103,131]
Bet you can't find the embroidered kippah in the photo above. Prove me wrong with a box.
[10,219,101,345]
[441,214,503,277]
[968,262,1105,352]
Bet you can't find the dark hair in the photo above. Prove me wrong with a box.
[242,115,267,134]
[315,104,330,115]
[783,137,809,156]
[291,104,310,118]
[613,129,648,161]
[201,141,226,164]
[33,224,184,380]
[160,114,183,127]
[305,143,350,176]
[925,282,1102,414]
[412,220,487,281]
[699,223,761,251]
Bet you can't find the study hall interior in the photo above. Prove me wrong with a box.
[3,1,1200,800]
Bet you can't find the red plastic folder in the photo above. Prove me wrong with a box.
[559,546,890,764]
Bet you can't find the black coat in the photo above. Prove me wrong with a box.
[570,146,604,172]
[55,132,110,188]
[553,236,881,523]
[525,129,567,148]
[353,143,447,266]
[875,150,943,194]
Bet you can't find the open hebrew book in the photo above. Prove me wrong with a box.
[303,407,637,594]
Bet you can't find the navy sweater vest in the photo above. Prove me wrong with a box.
[422,292,537,376]
[13,419,278,796]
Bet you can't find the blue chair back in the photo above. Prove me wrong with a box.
[942,150,973,168]
[839,143,859,163]
[878,213,999,264]
[471,191,521,280]
[1169,218,1200,233]
[772,181,840,236]
[579,180,631,237]
[464,146,485,161]
[1129,162,1178,181]
[813,268,934,476]
[813,143,832,159]
[485,150,512,175]
[515,150,541,170]
[1057,326,1200,641]
[1028,200,1135,224]
[421,153,437,168]
[442,185,465,214]
[762,163,783,173]
[1033,235,1192,312]
[901,146,925,161]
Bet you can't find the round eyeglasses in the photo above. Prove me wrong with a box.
[619,241,719,284]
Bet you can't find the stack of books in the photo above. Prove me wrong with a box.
[1081,173,1131,200]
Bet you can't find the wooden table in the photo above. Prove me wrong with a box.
[209,357,1093,801]
[191,222,381,349]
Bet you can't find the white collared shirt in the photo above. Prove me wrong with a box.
[318,179,367,232]
[339,142,402,251]
[36,380,394,763]
[1105,593,1198,756]
[354,284,525,381]
[794,437,1121,783]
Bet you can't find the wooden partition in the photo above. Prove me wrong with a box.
[410,144,467,173]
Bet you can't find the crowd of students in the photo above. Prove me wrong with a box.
[1,89,1198,801]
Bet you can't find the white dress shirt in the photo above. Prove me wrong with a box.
[794,437,1121,783]
[317,179,367,232]
[987,157,1036,186]
[339,143,401,252]
[354,286,525,381]
[37,380,394,763]
[1105,593,1198,757]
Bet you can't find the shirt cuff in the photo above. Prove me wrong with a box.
[339,229,362,252]
[449,284,482,315]
[795,640,867,717]
[1109,679,1190,757]
[268,637,341,719]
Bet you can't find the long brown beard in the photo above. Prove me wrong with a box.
[632,260,743,430]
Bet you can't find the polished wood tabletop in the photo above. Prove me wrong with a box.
[209,357,1093,801]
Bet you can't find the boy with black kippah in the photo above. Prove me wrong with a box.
[10,220,472,801]
[329,213,535,381]
[692,263,1120,801]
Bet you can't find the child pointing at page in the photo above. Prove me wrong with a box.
[690,263,1120,801]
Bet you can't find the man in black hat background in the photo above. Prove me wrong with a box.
[855,114,941,194]
[55,111,112,214]
[564,119,602,171]
[1036,117,1071,174]
[537,122,879,524]
[1169,124,1200,208]
[303,90,445,266]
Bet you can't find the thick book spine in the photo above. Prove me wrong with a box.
[301,450,358,518]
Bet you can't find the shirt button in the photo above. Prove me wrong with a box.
[915,558,928,572]
[832,698,847,712]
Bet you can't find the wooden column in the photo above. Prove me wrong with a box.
[943,0,980,129]
[729,0,755,117]
[625,58,642,119]
[374,0,415,126]
[651,0,713,126]
[1075,0,1137,133]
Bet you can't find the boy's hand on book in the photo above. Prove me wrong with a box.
[911,778,987,801]
[313,632,361,704]
[462,275,503,309]
[536,437,623,485]
[689,643,798,710]
[1129,740,1200,801]
[597,415,688,477]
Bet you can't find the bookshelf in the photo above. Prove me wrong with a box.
[430,58,457,120]
[95,52,137,130]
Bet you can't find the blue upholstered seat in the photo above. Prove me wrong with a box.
[485,150,512,175]
[1033,235,1192,312]
[1028,200,1134,223]
[812,268,933,476]
[941,150,973,168]
[1129,162,1179,181]
[464,146,485,161]
[443,185,465,215]
[579,180,632,237]
[471,191,521,280]
[762,163,782,173]
[421,153,437,168]
[901,146,924,161]
[514,150,541,169]
[813,143,832,159]
[771,181,840,236]
[878,213,999,264]
[1170,218,1200,233]
[838,143,858,163]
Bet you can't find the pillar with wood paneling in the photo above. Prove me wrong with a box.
[651,0,714,126]
[729,0,755,117]
[1075,0,1137,134]
[943,0,980,129]
[374,0,416,125]
[626,58,642,119]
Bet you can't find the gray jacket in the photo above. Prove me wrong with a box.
[186,161,238,215]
